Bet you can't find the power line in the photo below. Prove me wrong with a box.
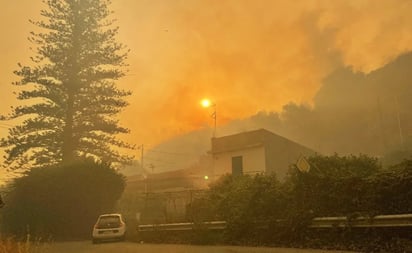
[146,148,201,156]
[143,157,177,165]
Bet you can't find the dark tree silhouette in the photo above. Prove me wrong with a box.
[1,0,133,170]
[2,160,126,238]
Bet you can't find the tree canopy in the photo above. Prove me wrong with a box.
[1,0,133,171]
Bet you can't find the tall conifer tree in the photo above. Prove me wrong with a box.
[1,0,133,170]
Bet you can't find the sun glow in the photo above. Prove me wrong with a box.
[201,99,212,108]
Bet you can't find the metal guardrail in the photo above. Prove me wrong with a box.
[138,214,412,232]
[310,214,412,228]
[138,221,226,232]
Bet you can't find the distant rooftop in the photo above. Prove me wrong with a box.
[211,128,313,154]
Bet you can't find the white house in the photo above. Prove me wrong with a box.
[210,129,315,180]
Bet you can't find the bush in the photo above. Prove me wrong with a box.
[367,160,412,214]
[1,160,125,239]
[185,155,412,250]
[285,153,381,217]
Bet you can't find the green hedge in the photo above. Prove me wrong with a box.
[182,155,412,251]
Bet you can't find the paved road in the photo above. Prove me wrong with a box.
[40,241,357,253]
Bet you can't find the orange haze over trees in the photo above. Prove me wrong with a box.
[1,1,412,176]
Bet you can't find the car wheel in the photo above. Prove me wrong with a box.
[92,238,99,244]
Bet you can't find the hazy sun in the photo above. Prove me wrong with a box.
[201,99,212,108]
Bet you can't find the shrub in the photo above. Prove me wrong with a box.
[1,160,125,239]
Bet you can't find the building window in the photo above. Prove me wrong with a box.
[232,156,243,176]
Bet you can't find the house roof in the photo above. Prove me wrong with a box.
[126,165,209,192]
[211,128,313,154]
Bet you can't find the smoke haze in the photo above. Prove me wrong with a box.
[147,53,412,172]
[1,1,412,175]
[114,0,412,146]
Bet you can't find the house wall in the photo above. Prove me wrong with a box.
[265,140,315,179]
[213,146,266,177]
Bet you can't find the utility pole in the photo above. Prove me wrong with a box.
[201,99,217,181]
[138,144,147,193]
[139,144,144,171]
[377,97,388,153]
[212,103,217,138]
[395,96,404,148]
[201,99,217,137]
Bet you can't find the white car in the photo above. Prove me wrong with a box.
[92,213,126,243]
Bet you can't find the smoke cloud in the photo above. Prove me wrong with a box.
[1,1,412,170]
[146,53,412,172]
[110,0,412,146]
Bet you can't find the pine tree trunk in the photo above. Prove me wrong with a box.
[63,92,75,163]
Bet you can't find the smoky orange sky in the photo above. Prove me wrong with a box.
[1,0,412,154]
